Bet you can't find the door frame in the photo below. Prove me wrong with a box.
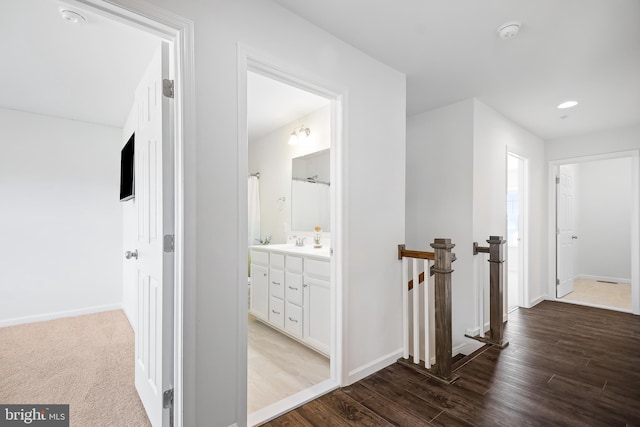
[237,45,345,426]
[62,1,194,425]
[505,151,528,310]
[547,150,640,315]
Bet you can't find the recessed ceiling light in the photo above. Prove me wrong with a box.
[557,101,578,109]
[497,21,521,39]
[59,7,87,24]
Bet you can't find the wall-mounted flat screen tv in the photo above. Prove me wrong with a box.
[120,133,135,201]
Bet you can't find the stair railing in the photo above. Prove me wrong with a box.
[466,235,509,348]
[397,238,458,383]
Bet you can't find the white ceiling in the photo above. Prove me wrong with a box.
[1,0,158,128]
[273,0,640,140]
[6,1,638,141]
[248,72,330,141]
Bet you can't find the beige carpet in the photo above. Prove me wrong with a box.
[560,278,631,310]
[0,310,151,427]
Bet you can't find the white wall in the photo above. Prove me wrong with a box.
[546,124,640,160]
[406,99,546,354]
[574,158,632,281]
[248,105,330,245]
[0,108,123,326]
[473,100,547,308]
[137,1,406,425]
[406,99,475,351]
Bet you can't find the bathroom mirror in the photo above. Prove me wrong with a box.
[291,149,330,232]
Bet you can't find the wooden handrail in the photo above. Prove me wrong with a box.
[398,244,435,261]
[399,244,457,291]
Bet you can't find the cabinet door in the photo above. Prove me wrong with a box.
[249,264,269,321]
[303,275,331,355]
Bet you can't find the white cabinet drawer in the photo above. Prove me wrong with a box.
[305,258,330,280]
[270,268,284,299]
[269,297,284,329]
[270,253,285,269]
[285,272,303,306]
[285,302,303,338]
[286,255,303,273]
[250,249,268,266]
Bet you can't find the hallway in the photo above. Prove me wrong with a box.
[264,301,640,426]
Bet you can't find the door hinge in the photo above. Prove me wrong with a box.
[163,388,174,427]
[164,234,175,253]
[163,79,174,99]
[555,176,560,184]
[163,388,174,409]
[556,278,560,285]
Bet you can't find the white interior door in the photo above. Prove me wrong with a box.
[134,42,174,427]
[557,165,576,298]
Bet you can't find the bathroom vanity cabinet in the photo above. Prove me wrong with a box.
[249,245,330,356]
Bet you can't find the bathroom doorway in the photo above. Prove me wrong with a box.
[242,62,341,425]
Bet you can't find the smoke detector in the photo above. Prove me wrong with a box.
[59,7,87,24]
[497,21,521,39]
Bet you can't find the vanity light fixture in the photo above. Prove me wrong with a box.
[288,125,311,145]
[557,100,578,109]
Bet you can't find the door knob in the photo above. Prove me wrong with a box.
[571,235,578,240]
[125,250,138,259]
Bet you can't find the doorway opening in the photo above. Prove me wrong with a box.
[0,0,192,425]
[240,57,343,426]
[506,152,527,312]
[553,155,637,312]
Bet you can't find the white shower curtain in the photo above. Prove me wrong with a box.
[248,176,261,246]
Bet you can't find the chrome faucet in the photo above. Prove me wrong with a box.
[291,236,306,247]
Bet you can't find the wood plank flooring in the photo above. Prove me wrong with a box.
[263,301,640,426]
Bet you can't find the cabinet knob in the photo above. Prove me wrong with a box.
[271,309,280,315]
[288,317,298,323]
[288,286,298,290]
[303,283,309,287]
[272,281,281,285]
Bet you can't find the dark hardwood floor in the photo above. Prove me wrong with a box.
[263,301,640,426]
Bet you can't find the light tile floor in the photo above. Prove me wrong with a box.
[247,316,330,413]
[559,278,631,310]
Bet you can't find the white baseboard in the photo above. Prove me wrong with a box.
[347,347,403,385]
[527,294,547,308]
[453,339,485,356]
[0,303,123,328]
[576,274,631,284]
